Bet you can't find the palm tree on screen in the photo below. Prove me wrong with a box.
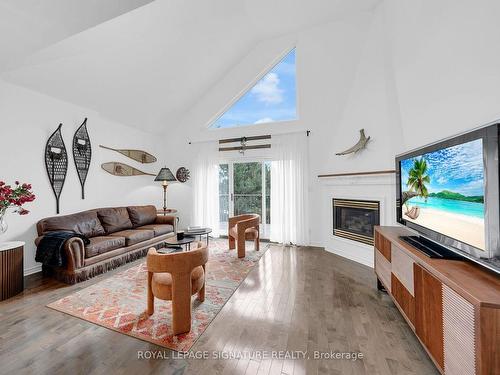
[407,158,430,200]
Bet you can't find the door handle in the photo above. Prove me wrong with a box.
[231,193,234,201]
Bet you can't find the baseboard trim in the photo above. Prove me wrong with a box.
[24,264,42,276]
[309,241,324,248]
[324,246,374,268]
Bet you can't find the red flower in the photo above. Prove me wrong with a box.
[0,180,35,215]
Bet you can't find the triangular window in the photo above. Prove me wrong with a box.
[209,49,297,129]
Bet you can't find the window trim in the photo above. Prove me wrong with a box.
[207,46,299,130]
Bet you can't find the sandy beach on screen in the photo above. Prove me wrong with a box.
[405,207,485,250]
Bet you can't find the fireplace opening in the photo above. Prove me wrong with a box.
[333,199,380,245]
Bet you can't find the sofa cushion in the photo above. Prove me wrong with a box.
[137,224,174,237]
[127,205,157,227]
[109,229,154,246]
[40,210,105,237]
[97,207,133,234]
[85,236,125,258]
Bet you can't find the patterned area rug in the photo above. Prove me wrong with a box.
[47,240,268,352]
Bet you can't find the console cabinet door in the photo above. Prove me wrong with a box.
[391,273,415,326]
[375,249,391,290]
[442,284,476,375]
[391,244,414,296]
[414,264,444,370]
[390,244,416,325]
[375,231,391,262]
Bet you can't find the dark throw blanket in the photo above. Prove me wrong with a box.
[36,231,90,267]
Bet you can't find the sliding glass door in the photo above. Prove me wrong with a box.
[218,161,271,238]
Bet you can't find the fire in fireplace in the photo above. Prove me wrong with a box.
[333,198,380,245]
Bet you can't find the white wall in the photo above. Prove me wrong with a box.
[166,11,378,231]
[0,79,167,275]
[165,0,500,265]
[308,4,405,246]
[385,0,500,148]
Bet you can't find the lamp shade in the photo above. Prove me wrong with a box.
[154,167,176,182]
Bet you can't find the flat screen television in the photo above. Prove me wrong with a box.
[396,123,500,274]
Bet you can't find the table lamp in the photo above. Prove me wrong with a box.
[154,167,177,212]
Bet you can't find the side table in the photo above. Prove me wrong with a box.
[0,241,24,301]
[156,208,178,216]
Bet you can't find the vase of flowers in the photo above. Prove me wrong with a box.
[0,181,36,236]
[0,211,7,235]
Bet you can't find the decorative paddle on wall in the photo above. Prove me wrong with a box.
[101,162,156,177]
[45,124,68,214]
[99,145,157,164]
[73,118,91,199]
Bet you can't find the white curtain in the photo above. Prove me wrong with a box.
[270,132,310,245]
[192,141,220,237]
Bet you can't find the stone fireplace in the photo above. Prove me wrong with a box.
[333,198,380,246]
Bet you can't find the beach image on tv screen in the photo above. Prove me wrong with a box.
[400,138,485,250]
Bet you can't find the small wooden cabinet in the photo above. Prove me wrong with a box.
[0,241,24,301]
[374,226,500,375]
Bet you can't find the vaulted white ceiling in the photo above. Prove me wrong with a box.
[0,0,155,72]
[1,0,379,133]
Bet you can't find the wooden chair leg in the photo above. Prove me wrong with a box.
[237,232,246,258]
[171,273,192,335]
[255,236,260,251]
[197,265,206,302]
[147,271,154,315]
[229,235,235,250]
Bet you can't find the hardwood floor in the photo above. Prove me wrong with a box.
[0,245,438,375]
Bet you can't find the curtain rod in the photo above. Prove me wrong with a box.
[189,129,310,144]
[219,135,271,144]
[219,144,271,152]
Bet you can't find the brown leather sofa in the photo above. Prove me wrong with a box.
[35,205,176,284]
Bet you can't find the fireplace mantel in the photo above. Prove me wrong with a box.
[318,169,395,178]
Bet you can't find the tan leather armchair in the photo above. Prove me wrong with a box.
[228,214,260,258]
[146,242,208,335]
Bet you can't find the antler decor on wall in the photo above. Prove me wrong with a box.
[335,129,371,156]
[73,118,91,199]
[45,124,68,214]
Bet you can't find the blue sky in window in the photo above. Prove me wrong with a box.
[210,49,297,129]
